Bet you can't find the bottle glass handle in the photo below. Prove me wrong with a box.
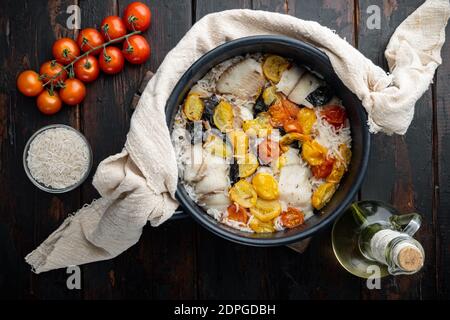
[390,213,422,236]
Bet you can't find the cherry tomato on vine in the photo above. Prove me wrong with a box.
[74,55,100,83]
[36,90,62,115]
[76,28,105,55]
[99,46,125,74]
[39,60,67,85]
[17,70,43,97]
[321,105,347,129]
[100,16,127,41]
[123,2,151,32]
[123,35,150,64]
[59,78,86,105]
[52,38,80,65]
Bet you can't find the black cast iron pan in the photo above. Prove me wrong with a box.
[166,36,370,246]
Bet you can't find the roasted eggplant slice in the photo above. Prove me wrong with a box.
[288,73,323,107]
[253,94,268,115]
[229,161,240,185]
[305,85,334,107]
[254,86,280,116]
[202,95,220,124]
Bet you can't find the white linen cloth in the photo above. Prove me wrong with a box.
[26,0,449,273]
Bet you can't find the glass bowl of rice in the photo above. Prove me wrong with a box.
[23,124,93,193]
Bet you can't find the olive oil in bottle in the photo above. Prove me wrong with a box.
[332,200,424,278]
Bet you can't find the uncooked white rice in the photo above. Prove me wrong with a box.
[26,127,90,189]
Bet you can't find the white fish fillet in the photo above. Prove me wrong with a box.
[200,193,230,212]
[183,143,207,182]
[194,153,230,196]
[276,65,305,96]
[278,150,313,216]
[216,58,265,100]
[189,83,211,98]
[284,148,303,166]
[288,72,322,107]
[235,105,254,121]
[256,166,274,175]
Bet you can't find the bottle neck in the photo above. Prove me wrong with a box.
[351,203,368,226]
[369,229,424,275]
[389,239,424,273]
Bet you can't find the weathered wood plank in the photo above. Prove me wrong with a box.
[195,0,252,17]
[435,19,450,300]
[357,0,436,299]
[252,0,286,13]
[76,0,119,299]
[80,0,195,299]
[288,0,355,42]
[283,0,360,300]
[0,0,82,299]
[130,71,154,110]
[118,0,196,299]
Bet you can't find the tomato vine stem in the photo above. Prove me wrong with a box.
[42,30,141,87]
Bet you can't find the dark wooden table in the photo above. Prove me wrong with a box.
[1,0,449,300]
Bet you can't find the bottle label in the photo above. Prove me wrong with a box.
[369,229,404,264]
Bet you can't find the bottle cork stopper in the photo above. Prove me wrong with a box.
[397,246,424,272]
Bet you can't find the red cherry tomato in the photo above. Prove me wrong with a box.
[76,28,105,55]
[100,16,127,41]
[122,35,150,64]
[280,207,305,229]
[321,105,347,129]
[17,70,44,97]
[36,90,62,115]
[258,138,280,164]
[123,2,151,31]
[311,157,335,179]
[74,55,100,83]
[39,61,67,85]
[227,204,249,224]
[99,46,125,74]
[52,38,80,65]
[60,78,86,105]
